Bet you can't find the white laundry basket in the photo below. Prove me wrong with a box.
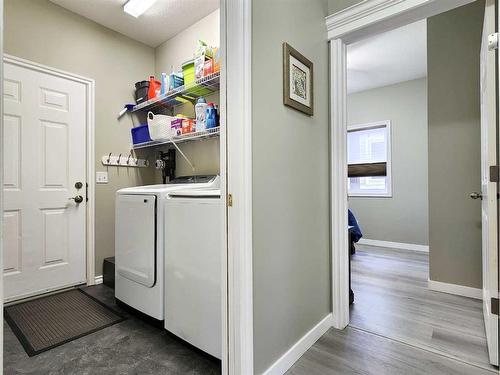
[147,112,175,140]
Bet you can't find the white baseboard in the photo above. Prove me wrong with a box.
[428,279,482,300]
[262,314,333,375]
[94,275,103,285]
[358,238,429,252]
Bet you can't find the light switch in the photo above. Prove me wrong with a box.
[96,171,108,184]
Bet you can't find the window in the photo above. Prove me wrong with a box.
[348,121,392,197]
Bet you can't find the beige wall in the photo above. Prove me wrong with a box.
[348,78,429,246]
[252,0,330,373]
[4,0,157,276]
[154,10,220,177]
[427,1,484,289]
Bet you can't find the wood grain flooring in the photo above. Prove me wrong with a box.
[287,245,498,374]
[287,326,495,375]
[350,245,494,370]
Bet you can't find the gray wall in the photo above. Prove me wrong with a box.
[427,1,484,288]
[348,78,429,246]
[328,0,361,15]
[252,0,330,373]
[154,10,220,177]
[4,0,157,276]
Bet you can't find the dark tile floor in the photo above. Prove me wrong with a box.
[4,284,221,375]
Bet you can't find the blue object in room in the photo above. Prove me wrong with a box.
[131,124,152,144]
[348,209,363,243]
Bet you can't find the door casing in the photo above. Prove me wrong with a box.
[325,0,485,329]
[2,54,96,302]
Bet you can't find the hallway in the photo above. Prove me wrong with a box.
[287,245,497,374]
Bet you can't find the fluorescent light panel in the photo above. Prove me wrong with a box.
[123,0,158,18]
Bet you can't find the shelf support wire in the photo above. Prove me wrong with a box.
[168,136,196,172]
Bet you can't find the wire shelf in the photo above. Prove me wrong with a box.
[131,72,220,113]
[132,127,220,150]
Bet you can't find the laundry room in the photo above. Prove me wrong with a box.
[2,0,224,373]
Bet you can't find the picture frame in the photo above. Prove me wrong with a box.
[283,42,314,116]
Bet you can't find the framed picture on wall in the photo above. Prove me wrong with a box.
[283,42,314,116]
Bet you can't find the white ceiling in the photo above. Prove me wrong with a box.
[49,0,219,47]
[347,20,427,94]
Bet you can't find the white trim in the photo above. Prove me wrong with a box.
[94,275,103,285]
[428,279,482,300]
[330,39,350,330]
[327,0,483,336]
[262,314,333,375]
[225,0,254,373]
[326,0,476,42]
[2,54,96,289]
[219,2,229,374]
[0,0,4,368]
[358,238,429,252]
[347,120,392,197]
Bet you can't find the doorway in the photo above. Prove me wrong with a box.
[3,56,95,302]
[328,0,499,369]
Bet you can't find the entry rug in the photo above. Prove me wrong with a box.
[4,289,126,356]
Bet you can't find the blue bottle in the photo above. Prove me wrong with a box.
[205,103,218,129]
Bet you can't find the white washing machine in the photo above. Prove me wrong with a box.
[164,189,222,359]
[115,175,219,321]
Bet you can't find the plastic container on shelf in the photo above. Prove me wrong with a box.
[182,60,195,85]
[135,81,149,104]
[148,76,161,100]
[147,112,175,140]
[131,124,152,144]
[195,97,208,132]
[205,102,218,129]
[160,73,168,95]
[169,66,184,91]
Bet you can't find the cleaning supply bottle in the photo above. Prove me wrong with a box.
[205,102,218,129]
[160,72,168,95]
[148,76,158,99]
[195,97,208,132]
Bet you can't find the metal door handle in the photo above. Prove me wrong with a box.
[69,195,84,204]
[470,192,483,200]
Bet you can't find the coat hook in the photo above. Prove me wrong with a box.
[107,152,112,163]
[127,153,132,165]
[118,153,122,165]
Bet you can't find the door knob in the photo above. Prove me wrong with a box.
[69,195,84,204]
[470,192,483,200]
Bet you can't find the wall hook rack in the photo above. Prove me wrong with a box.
[101,154,149,168]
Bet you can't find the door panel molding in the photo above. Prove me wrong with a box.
[3,54,95,300]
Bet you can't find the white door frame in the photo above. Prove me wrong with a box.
[224,0,254,373]
[2,54,96,298]
[326,0,477,329]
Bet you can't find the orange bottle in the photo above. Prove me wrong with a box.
[148,76,159,99]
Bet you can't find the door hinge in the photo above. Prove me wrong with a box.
[488,33,499,51]
[227,193,233,207]
[492,298,499,316]
[86,182,89,202]
[490,166,500,183]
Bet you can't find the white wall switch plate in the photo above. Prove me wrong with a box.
[96,171,108,184]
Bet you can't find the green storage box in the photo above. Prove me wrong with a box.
[182,59,195,85]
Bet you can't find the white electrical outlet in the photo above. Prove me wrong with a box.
[96,171,108,184]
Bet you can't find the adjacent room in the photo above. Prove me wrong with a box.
[345,2,497,371]
[3,0,224,373]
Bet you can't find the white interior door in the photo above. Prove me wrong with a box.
[479,0,498,366]
[3,59,87,301]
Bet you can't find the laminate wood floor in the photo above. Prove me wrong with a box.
[287,245,498,375]
[287,326,495,375]
[350,245,493,370]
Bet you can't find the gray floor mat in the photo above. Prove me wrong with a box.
[4,289,125,356]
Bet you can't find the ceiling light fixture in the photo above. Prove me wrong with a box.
[123,0,158,18]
